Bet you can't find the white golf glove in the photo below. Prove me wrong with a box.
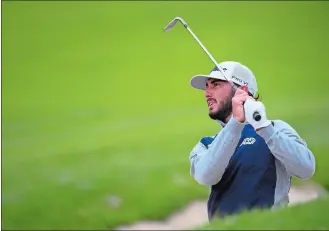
[244,98,271,130]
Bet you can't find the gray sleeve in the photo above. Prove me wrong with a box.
[257,120,316,179]
[189,116,245,186]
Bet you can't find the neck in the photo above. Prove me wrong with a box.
[224,113,233,124]
[216,113,233,128]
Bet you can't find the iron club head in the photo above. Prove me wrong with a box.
[163,17,188,32]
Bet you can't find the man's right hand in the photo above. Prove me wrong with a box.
[232,87,251,123]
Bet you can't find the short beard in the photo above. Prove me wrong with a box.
[208,91,234,123]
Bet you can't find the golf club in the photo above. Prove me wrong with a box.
[163,16,261,121]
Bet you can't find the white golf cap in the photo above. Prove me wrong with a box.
[190,61,258,97]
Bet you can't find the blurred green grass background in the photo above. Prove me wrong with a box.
[2,1,329,230]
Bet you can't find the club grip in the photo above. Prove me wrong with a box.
[253,111,261,121]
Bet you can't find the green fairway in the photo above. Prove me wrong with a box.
[2,1,329,230]
[199,196,329,230]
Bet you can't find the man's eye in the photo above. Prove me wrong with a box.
[214,82,220,87]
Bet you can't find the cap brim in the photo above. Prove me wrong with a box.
[190,74,226,90]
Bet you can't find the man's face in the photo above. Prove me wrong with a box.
[204,78,234,122]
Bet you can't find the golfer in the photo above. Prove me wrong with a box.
[189,61,316,220]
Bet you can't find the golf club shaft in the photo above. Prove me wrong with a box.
[167,17,260,121]
[185,27,235,88]
[184,23,260,121]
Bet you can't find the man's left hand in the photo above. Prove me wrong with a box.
[244,98,271,130]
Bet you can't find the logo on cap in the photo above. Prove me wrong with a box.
[232,76,248,86]
[211,66,227,72]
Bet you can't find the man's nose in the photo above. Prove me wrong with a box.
[204,89,212,98]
